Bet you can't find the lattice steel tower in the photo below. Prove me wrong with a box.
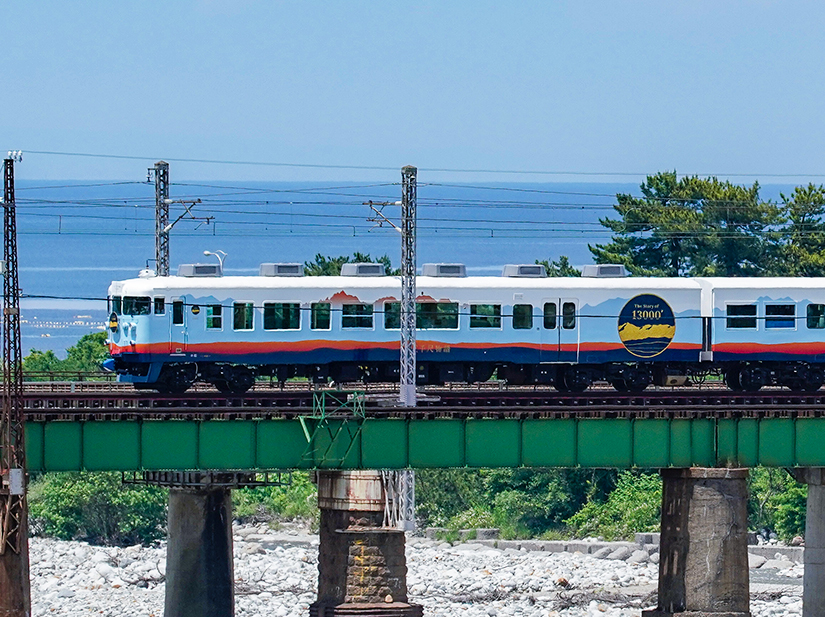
[0,153,31,616]
[154,161,170,276]
[400,166,417,407]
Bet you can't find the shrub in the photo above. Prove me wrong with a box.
[28,472,167,545]
[565,471,661,540]
[232,472,318,527]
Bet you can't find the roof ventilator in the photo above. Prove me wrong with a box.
[340,263,385,277]
[581,264,628,278]
[177,263,222,277]
[260,263,304,277]
[421,263,467,277]
[501,264,547,278]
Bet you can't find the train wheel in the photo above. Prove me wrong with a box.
[624,368,651,393]
[562,368,592,393]
[724,368,743,391]
[226,367,255,394]
[738,364,767,392]
[157,365,196,394]
[610,379,629,392]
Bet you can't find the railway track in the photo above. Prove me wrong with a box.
[21,385,825,421]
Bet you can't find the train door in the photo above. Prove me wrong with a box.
[169,298,187,354]
[540,299,561,362]
[558,298,579,363]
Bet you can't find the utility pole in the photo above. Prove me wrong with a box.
[153,161,170,276]
[0,151,31,616]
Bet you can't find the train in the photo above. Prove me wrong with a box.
[106,261,825,394]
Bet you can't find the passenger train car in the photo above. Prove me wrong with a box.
[106,262,825,394]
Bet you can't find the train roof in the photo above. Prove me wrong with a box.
[108,275,825,296]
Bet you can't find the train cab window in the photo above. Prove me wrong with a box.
[543,303,557,329]
[342,303,373,328]
[206,305,222,329]
[513,304,533,329]
[233,303,254,331]
[727,304,757,329]
[765,304,796,329]
[808,304,825,329]
[311,303,331,330]
[172,301,184,325]
[154,297,165,315]
[470,304,501,328]
[122,296,150,315]
[562,302,576,329]
[418,302,459,329]
[264,303,300,330]
[111,297,122,314]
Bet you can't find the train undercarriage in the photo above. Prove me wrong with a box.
[120,359,825,395]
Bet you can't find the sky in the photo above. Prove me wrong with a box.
[3,1,825,183]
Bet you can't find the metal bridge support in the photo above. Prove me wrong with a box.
[643,468,750,617]
[164,484,235,617]
[791,467,825,617]
[310,470,422,617]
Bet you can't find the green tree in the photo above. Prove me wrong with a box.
[64,331,110,372]
[304,252,399,276]
[22,349,63,374]
[536,256,580,277]
[778,184,825,276]
[589,171,781,276]
[28,472,167,545]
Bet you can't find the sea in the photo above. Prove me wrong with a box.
[13,179,797,356]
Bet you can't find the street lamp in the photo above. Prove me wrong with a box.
[203,250,227,272]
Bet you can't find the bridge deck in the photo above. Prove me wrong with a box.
[16,388,825,471]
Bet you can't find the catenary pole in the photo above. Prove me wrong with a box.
[399,166,417,530]
[0,152,31,616]
[154,161,170,276]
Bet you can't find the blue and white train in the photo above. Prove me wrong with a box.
[106,262,825,393]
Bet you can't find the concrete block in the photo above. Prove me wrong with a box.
[475,528,500,540]
[424,527,447,540]
[540,541,567,553]
[761,558,795,569]
[627,550,650,564]
[566,541,592,554]
[592,547,613,559]
[607,547,632,560]
[635,533,660,546]
[748,554,767,569]
[747,546,804,562]
[496,540,521,551]
[519,541,544,552]
[747,532,758,545]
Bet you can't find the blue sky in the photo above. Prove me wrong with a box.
[4,1,825,182]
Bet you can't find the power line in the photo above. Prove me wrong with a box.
[23,150,825,179]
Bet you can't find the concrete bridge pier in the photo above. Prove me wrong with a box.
[164,483,235,617]
[643,468,751,617]
[310,470,422,617]
[791,467,825,617]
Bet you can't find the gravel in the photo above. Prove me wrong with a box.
[27,528,805,617]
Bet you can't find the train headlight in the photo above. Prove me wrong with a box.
[109,312,119,332]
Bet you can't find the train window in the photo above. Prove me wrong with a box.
[727,304,757,329]
[112,297,122,314]
[470,304,501,328]
[543,303,557,329]
[562,302,576,329]
[311,303,331,330]
[765,304,796,329]
[418,302,459,329]
[234,303,254,331]
[384,302,401,329]
[122,296,150,315]
[206,305,222,329]
[342,303,373,328]
[808,304,825,329]
[264,303,300,330]
[172,301,184,325]
[513,304,533,329]
[385,302,459,329]
[154,297,165,315]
